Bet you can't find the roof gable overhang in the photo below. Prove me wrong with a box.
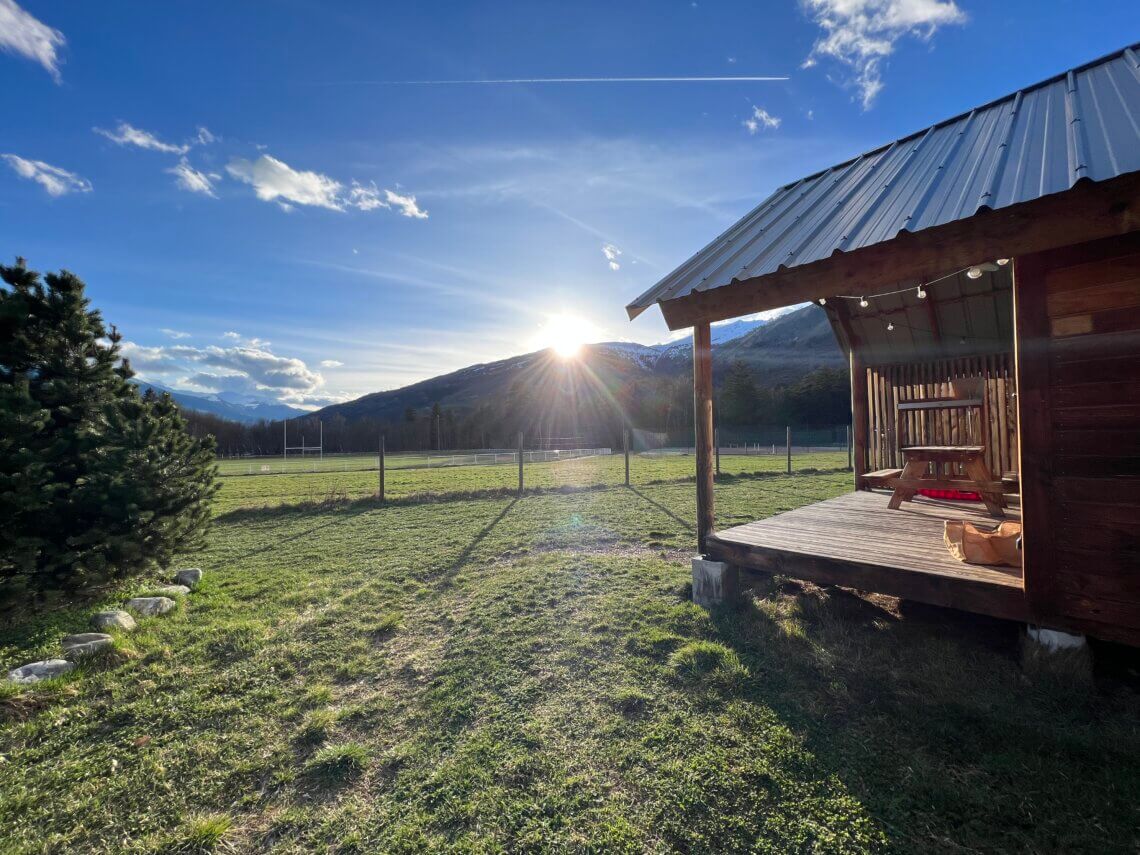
[646,171,1140,331]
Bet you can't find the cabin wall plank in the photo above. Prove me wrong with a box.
[1016,232,1140,635]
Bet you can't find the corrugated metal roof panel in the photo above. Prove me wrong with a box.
[628,44,1140,317]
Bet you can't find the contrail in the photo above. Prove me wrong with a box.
[343,76,788,85]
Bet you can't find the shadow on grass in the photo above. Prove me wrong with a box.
[698,577,1140,852]
[442,498,518,580]
[215,466,853,525]
[625,486,694,533]
[215,483,606,525]
[226,502,381,562]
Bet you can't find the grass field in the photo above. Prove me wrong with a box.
[2,459,1139,853]
[213,450,849,514]
[215,448,613,478]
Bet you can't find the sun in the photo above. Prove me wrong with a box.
[534,313,599,359]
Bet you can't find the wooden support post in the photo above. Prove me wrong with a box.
[378,434,386,502]
[623,427,630,486]
[714,428,720,477]
[850,349,868,489]
[847,424,853,471]
[693,321,715,554]
[517,431,524,497]
[786,426,792,474]
[1012,253,1056,617]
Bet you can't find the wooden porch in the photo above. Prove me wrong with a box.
[706,490,1030,623]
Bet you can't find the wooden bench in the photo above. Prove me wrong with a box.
[886,383,1006,517]
[863,468,903,488]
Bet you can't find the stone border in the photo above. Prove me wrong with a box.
[6,567,207,685]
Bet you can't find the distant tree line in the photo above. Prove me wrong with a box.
[182,363,851,456]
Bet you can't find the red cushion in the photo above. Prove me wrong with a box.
[917,488,981,501]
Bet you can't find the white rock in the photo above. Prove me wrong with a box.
[125,596,176,616]
[151,585,190,597]
[8,659,75,684]
[62,633,114,659]
[92,610,137,632]
[174,568,203,589]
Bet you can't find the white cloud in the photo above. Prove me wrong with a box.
[2,154,91,196]
[743,106,781,134]
[383,188,428,219]
[226,154,346,211]
[121,338,329,405]
[800,0,966,108]
[196,126,217,145]
[0,0,64,82]
[602,243,622,271]
[320,359,344,368]
[167,158,218,197]
[347,181,386,211]
[94,122,190,155]
[226,154,428,218]
[160,328,191,340]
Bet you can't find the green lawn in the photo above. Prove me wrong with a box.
[212,450,849,514]
[2,463,1139,853]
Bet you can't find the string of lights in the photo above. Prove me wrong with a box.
[817,258,1010,310]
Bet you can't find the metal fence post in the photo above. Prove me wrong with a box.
[517,431,524,497]
[786,426,792,475]
[623,427,630,486]
[378,434,385,502]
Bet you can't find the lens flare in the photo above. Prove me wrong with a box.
[534,313,598,358]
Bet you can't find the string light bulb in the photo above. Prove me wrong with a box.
[916,285,927,299]
[966,266,984,279]
[887,322,895,331]
[818,297,827,305]
[859,296,869,308]
[996,258,1010,266]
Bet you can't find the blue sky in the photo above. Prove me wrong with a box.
[2,1,1136,408]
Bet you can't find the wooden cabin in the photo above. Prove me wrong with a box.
[626,45,1140,645]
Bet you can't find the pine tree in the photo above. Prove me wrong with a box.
[0,261,218,610]
[719,361,758,426]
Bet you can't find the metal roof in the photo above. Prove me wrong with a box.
[628,44,1140,319]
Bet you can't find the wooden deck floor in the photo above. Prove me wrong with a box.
[707,490,1031,622]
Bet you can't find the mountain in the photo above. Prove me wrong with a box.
[649,304,843,384]
[714,302,844,385]
[134,382,308,423]
[650,315,769,359]
[316,304,843,425]
[315,341,654,425]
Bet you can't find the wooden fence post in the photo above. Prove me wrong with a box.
[378,434,386,501]
[517,431,524,497]
[714,428,720,477]
[786,426,792,475]
[693,322,715,554]
[623,427,630,486]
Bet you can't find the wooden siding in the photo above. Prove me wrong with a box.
[862,354,1018,479]
[1015,232,1140,643]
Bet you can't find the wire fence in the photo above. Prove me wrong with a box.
[212,426,855,513]
[218,447,612,477]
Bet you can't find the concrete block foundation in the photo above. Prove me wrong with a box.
[692,557,740,608]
